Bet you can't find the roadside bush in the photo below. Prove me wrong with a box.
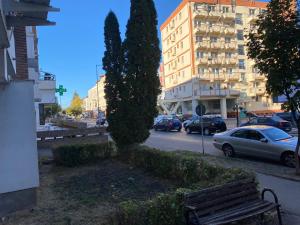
[53,142,116,167]
[119,145,227,185]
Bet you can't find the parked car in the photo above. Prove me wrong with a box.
[96,112,106,126]
[185,116,227,135]
[153,117,182,132]
[274,112,298,127]
[240,116,292,132]
[213,126,299,167]
[182,115,200,129]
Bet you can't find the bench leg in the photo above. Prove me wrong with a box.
[276,206,283,225]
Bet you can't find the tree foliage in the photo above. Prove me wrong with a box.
[120,0,161,146]
[45,103,61,118]
[67,92,83,117]
[247,0,300,173]
[102,11,125,145]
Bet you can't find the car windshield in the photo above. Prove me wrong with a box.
[261,128,292,141]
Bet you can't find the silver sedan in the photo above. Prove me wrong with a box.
[213,125,299,167]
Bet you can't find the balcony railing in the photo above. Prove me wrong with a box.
[210,41,222,49]
[196,41,209,49]
[248,14,258,23]
[253,73,265,80]
[224,27,236,35]
[197,89,240,97]
[224,42,237,49]
[208,25,221,34]
[40,73,56,81]
[224,57,237,65]
[195,24,207,33]
[196,58,208,64]
[208,11,221,18]
[194,10,208,17]
[208,58,223,65]
[223,12,235,20]
[227,73,239,81]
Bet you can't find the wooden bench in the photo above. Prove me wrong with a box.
[184,178,283,225]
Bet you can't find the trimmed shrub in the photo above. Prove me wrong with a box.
[119,145,227,185]
[53,142,116,167]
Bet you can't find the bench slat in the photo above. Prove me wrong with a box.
[207,204,277,225]
[188,187,259,212]
[201,201,274,224]
[186,183,257,206]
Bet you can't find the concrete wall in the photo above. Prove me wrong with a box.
[0,81,39,194]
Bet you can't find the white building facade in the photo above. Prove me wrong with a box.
[0,0,58,216]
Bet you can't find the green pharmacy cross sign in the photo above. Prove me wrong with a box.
[56,85,67,96]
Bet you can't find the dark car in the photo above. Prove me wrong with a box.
[274,112,298,127]
[185,116,227,135]
[154,118,182,132]
[240,116,292,132]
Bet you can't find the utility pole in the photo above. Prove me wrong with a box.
[96,65,101,116]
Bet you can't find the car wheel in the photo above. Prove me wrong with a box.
[204,128,210,136]
[186,127,192,134]
[222,144,235,157]
[281,152,296,168]
[177,128,182,132]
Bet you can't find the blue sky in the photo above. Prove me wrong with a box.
[38,0,182,108]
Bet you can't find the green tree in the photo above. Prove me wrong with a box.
[247,0,300,173]
[45,103,61,118]
[102,11,126,146]
[67,92,83,117]
[120,0,161,146]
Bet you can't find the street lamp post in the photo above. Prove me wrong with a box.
[95,65,101,116]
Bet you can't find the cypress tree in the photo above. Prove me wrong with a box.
[121,0,161,145]
[102,11,126,146]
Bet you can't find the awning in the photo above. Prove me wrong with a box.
[3,0,59,27]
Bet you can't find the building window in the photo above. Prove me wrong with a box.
[238,45,245,55]
[183,86,186,92]
[223,7,229,13]
[197,51,204,59]
[239,59,245,69]
[235,13,243,25]
[208,5,216,12]
[212,68,219,75]
[179,26,182,34]
[249,9,255,15]
[208,21,214,27]
[182,70,185,77]
[198,67,205,74]
[181,41,184,48]
[237,30,244,40]
[181,56,184,63]
[194,19,201,27]
[211,52,218,59]
[179,12,182,20]
[210,36,218,43]
[225,52,232,58]
[227,68,233,74]
[225,37,231,43]
[241,73,246,82]
[196,35,203,43]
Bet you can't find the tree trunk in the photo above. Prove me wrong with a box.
[296,119,300,175]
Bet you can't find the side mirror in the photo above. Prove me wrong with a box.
[260,138,268,143]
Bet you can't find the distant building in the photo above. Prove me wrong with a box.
[84,75,107,116]
[159,0,281,117]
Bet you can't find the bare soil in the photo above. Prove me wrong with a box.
[4,160,175,225]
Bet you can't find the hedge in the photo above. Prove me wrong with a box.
[52,142,116,167]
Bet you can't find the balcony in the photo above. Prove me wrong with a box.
[223,12,235,20]
[210,42,222,49]
[199,73,211,81]
[224,57,237,65]
[253,73,265,80]
[224,27,236,35]
[213,73,226,81]
[38,73,56,90]
[196,58,208,65]
[198,89,240,97]
[256,87,266,95]
[208,25,221,34]
[209,58,223,65]
[228,73,239,81]
[225,42,237,50]
[195,25,207,33]
[196,41,209,49]
[208,11,221,18]
[194,10,208,18]
[248,15,258,23]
